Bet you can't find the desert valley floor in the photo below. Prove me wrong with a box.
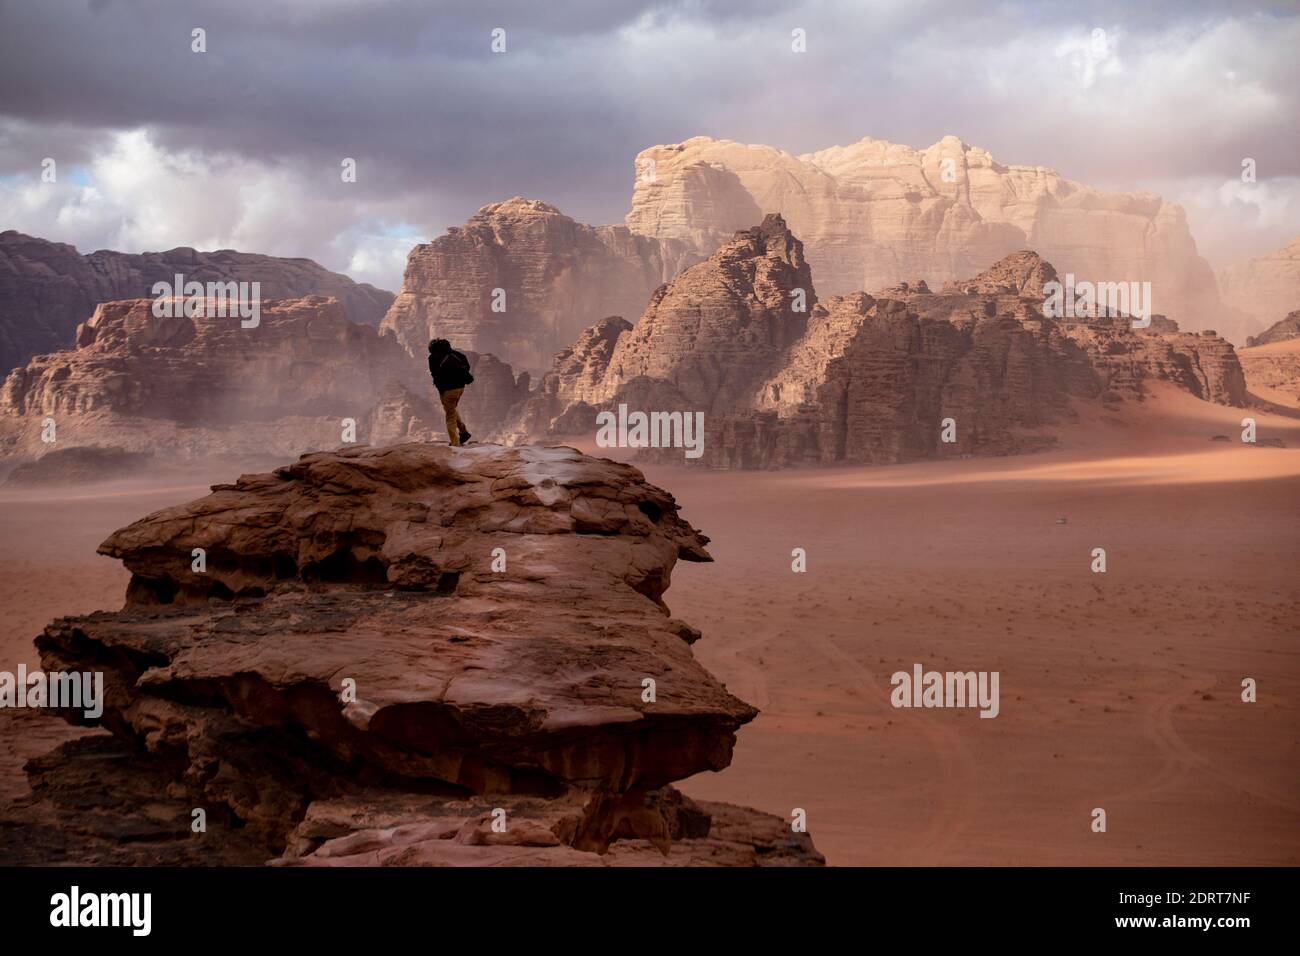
[1,384,1297,866]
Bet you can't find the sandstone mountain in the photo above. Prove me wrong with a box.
[1238,312,1300,408]
[498,214,813,440]
[1246,309,1300,348]
[0,295,523,476]
[1,443,823,866]
[1219,238,1300,342]
[625,135,1232,339]
[0,230,395,375]
[503,217,1246,468]
[380,198,696,374]
[588,212,813,414]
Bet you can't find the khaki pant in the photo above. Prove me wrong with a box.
[440,388,469,446]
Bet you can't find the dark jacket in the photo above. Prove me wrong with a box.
[429,348,474,394]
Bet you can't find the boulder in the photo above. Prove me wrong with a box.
[8,443,823,866]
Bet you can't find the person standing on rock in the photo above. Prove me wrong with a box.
[427,338,474,446]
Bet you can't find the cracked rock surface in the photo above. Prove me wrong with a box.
[2,442,822,866]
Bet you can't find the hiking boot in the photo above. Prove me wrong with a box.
[459,429,472,444]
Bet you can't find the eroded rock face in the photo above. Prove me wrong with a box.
[0,295,422,464]
[380,198,695,374]
[0,230,394,375]
[499,214,814,441]
[0,295,531,467]
[1219,238,1300,344]
[1239,315,1300,406]
[1246,310,1300,349]
[503,221,1246,467]
[715,256,1245,468]
[593,214,814,414]
[625,135,1228,338]
[497,317,632,444]
[11,443,822,866]
[1059,317,1246,406]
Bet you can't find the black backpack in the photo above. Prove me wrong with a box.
[453,352,474,386]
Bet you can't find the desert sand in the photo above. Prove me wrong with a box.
[2,385,1297,865]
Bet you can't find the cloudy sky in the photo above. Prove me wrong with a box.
[1,0,1297,291]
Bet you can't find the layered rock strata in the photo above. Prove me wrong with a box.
[501,220,1245,468]
[0,296,528,470]
[3,443,823,866]
[380,198,696,374]
[626,135,1230,338]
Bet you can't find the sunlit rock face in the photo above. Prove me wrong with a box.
[380,198,695,375]
[625,135,1228,338]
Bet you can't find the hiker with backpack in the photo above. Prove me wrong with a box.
[427,338,474,446]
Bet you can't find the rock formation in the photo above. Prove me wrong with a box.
[1245,310,1300,349]
[1219,238,1300,343]
[504,217,1247,468]
[0,230,394,374]
[2,443,823,866]
[0,295,533,470]
[625,135,1229,338]
[1238,311,1300,407]
[592,212,814,414]
[379,198,696,374]
[498,214,812,442]
[1061,317,1247,407]
[0,295,420,466]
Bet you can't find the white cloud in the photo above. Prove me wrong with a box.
[0,128,423,290]
[1151,174,1300,268]
[1053,26,1124,90]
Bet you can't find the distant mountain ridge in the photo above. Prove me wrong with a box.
[0,230,394,374]
[624,134,1243,341]
[503,215,1247,469]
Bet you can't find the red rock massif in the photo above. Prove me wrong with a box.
[0,230,394,375]
[2,443,823,866]
[501,217,1247,468]
[1238,311,1300,406]
[0,295,420,467]
[1245,310,1300,349]
[0,296,529,476]
[0,215,1254,476]
[380,197,696,374]
[625,135,1233,339]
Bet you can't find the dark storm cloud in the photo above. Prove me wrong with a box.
[0,0,812,223]
[0,0,1296,281]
